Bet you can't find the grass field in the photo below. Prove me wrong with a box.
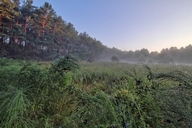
[0,57,191,128]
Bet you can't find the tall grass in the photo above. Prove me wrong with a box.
[0,58,191,127]
[0,85,33,128]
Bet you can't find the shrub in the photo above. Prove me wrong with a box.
[111,55,119,63]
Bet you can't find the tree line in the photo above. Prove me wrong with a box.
[0,0,192,64]
[107,45,192,64]
[0,0,105,60]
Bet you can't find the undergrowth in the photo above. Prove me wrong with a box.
[0,58,191,128]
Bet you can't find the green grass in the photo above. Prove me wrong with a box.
[0,58,191,128]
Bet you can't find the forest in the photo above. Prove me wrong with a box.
[1,0,192,64]
[0,0,192,128]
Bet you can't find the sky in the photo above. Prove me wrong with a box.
[33,0,192,52]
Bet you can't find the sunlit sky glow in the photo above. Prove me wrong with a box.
[33,0,192,52]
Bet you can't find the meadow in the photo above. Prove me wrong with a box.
[0,56,191,128]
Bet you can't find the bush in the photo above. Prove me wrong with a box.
[111,55,119,63]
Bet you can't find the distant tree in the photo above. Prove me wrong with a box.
[159,55,174,64]
[147,59,153,64]
[149,51,159,63]
[111,55,119,63]
[140,48,149,57]
[138,54,146,63]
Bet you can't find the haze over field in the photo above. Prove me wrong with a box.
[33,0,192,52]
[1,0,192,63]
[1,1,192,127]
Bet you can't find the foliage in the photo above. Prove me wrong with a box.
[1,1,192,63]
[0,0,105,61]
[111,55,119,63]
[50,54,79,75]
[0,58,192,128]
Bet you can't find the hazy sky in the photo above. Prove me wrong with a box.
[33,0,192,52]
